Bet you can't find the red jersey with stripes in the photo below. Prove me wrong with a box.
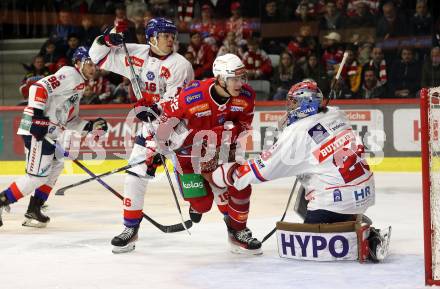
[232,107,375,214]
[17,66,89,137]
[160,78,255,151]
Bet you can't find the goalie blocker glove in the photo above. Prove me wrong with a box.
[30,108,50,141]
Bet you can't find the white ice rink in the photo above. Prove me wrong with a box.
[0,172,429,289]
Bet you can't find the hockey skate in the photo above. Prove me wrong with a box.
[189,206,202,223]
[224,216,262,255]
[0,192,11,227]
[22,196,50,228]
[368,226,392,263]
[111,226,139,254]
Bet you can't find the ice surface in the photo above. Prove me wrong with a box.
[0,173,429,289]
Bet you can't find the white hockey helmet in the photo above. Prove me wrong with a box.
[212,53,246,80]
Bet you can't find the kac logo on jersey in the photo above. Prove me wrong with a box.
[185,92,203,104]
[333,189,342,202]
[308,123,330,144]
[146,71,155,80]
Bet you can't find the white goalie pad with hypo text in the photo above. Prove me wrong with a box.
[276,221,370,262]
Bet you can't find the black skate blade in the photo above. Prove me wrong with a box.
[228,239,263,256]
[112,243,136,254]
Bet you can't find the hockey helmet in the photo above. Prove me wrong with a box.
[145,18,177,39]
[286,79,324,125]
[212,53,246,80]
[72,46,91,63]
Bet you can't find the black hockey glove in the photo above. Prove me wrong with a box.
[146,153,163,177]
[30,108,50,141]
[98,21,127,47]
[134,101,161,122]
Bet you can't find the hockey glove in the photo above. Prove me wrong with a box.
[84,118,108,141]
[146,153,163,177]
[202,162,240,189]
[134,100,161,122]
[99,21,127,47]
[30,108,50,141]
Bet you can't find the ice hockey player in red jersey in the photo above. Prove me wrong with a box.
[155,53,262,255]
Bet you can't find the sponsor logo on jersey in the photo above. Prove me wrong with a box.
[189,103,209,114]
[236,163,251,178]
[160,66,171,79]
[231,98,248,107]
[327,120,347,132]
[333,189,342,202]
[182,180,204,189]
[255,156,265,169]
[183,80,200,92]
[41,80,53,93]
[75,83,85,91]
[195,110,211,117]
[185,92,203,104]
[146,71,155,80]
[125,56,144,67]
[313,129,356,163]
[230,105,244,112]
[308,123,330,144]
[58,74,66,80]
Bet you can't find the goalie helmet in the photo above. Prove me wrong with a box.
[212,53,246,80]
[145,18,177,39]
[286,79,324,126]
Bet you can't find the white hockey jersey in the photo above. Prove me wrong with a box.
[233,107,375,214]
[17,66,89,138]
[89,41,194,103]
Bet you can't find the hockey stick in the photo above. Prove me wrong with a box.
[261,178,299,243]
[55,159,145,195]
[325,51,349,106]
[122,40,191,235]
[54,140,202,196]
[45,136,192,233]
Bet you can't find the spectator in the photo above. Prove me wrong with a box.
[271,52,304,100]
[186,31,216,79]
[321,31,344,78]
[362,46,388,87]
[410,0,432,36]
[176,0,196,32]
[19,55,50,103]
[65,33,81,65]
[357,68,386,99]
[80,85,100,104]
[319,1,344,30]
[135,27,147,44]
[346,0,379,17]
[50,9,79,44]
[113,77,132,103]
[287,25,316,64]
[421,47,440,88]
[217,31,243,58]
[376,1,408,40]
[346,1,376,28]
[358,42,373,65]
[335,45,362,94]
[78,14,101,47]
[113,3,137,43]
[262,0,283,23]
[126,0,148,22]
[434,19,440,47]
[226,2,252,46]
[190,4,225,51]
[82,69,115,104]
[302,54,330,96]
[295,2,316,22]
[39,39,61,73]
[242,38,273,80]
[389,47,421,98]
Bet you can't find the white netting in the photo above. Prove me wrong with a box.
[429,87,440,280]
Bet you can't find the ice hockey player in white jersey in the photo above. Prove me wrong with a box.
[205,80,390,262]
[0,46,108,228]
[89,17,194,253]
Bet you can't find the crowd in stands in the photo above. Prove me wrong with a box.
[2,0,439,104]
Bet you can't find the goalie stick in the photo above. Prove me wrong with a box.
[45,136,192,233]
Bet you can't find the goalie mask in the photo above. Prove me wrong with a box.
[286,80,324,126]
[212,53,247,97]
